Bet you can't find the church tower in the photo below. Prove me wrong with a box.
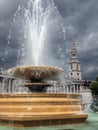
[68,38,82,80]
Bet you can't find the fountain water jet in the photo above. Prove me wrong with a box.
[7,0,66,66]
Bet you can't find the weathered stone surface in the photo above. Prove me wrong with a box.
[0,93,88,127]
[8,66,63,80]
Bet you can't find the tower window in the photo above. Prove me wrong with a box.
[71,73,73,75]
[77,73,79,75]
[71,64,73,70]
[77,64,79,70]
[72,54,76,57]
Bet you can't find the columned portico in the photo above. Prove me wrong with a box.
[0,74,16,93]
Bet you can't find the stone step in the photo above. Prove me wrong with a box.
[0,111,82,116]
[0,102,81,105]
[0,93,88,127]
[0,98,80,103]
[0,98,81,106]
[0,113,88,127]
[0,105,82,113]
[0,93,81,99]
[0,105,81,108]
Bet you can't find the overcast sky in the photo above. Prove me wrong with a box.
[0,0,98,80]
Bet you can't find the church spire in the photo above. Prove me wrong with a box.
[68,37,82,80]
[71,37,78,59]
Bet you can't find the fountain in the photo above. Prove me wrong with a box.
[0,0,88,128]
[0,65,88,127]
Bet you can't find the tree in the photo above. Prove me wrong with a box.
[90,76,98,95]
[90,76,98,112]
[90,82,98,95]
[96,76,98,82]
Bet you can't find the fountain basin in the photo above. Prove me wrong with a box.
[8,66,63,80]
[0,93,88,127]
[8,66,63,92]
[21,82,52,92]
[21,82,52,86]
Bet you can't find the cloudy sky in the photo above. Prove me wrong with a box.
[0,0,98,80]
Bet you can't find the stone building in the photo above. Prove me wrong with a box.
[47,38,83,94]
[0,69,29,93]
[47,38,93,105]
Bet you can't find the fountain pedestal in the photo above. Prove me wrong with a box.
[0,66,88,127]
[0,93,88,127]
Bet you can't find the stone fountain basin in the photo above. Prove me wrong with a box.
[8,66,63,80]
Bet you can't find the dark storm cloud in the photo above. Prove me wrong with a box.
[53,0,98,80]
[0,0,27,68]
[0,0,98,80]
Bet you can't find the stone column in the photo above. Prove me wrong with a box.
[66,86,69,93]
[78,85,80,93]
[70,85,72,93]
[69,85,71,93]
[69,86,70,93]
[8,79,11,93]
[64,86,65,93]
[73,85,75,93]
[76,85,78,93]
[12,80,15,92]
[54,86,56,93]
[80,84,83,92]
[2,78,5,88]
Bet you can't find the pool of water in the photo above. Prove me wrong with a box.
[0,113,98,130]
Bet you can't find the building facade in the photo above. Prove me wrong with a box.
[47,38,93,105]
[47,38,83,94]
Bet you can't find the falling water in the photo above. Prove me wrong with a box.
[23,0,47,65]
[7,0,66,67]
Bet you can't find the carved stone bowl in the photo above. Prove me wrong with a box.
[8,66,63,81]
